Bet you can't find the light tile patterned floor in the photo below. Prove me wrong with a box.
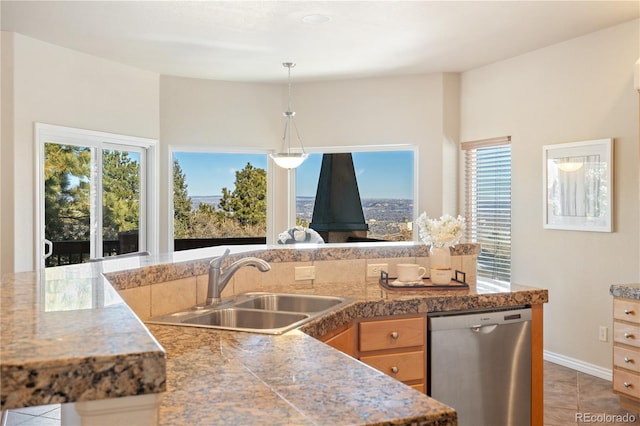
[2,361,638,425]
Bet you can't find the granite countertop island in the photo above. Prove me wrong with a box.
[0,266,166,411]
[1,243,549,425]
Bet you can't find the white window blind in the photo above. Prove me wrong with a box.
[463,136,511,282]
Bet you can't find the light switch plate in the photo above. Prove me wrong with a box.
[295,266,316,280]
[599,326,608,342]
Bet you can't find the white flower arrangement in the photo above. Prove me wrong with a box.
[416,213,466,248]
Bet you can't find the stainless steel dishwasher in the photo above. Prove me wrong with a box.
[428,307,532,426]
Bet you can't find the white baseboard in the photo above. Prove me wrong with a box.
[544,350,612,381]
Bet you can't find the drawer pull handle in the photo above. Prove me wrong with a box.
[624,382,633,388]
[625,357,634,364]
[625,309,635,315]
[625,333,635,339]
[390,332,399,339]
[391,366,399,374]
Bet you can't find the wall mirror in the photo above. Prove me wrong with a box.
[543,138,613,232]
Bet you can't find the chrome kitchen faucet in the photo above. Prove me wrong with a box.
[206,248,271,305]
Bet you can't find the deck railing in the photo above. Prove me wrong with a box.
[46,237,267,267]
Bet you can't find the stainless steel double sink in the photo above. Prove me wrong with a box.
[146,292,352,335]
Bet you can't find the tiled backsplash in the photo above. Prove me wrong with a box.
[114,243,480,320]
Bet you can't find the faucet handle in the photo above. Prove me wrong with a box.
[210,248,231,269]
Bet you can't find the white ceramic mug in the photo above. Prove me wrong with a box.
[430,267,452,285]
[396,263,426,282]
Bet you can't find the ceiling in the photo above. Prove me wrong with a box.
[1,1,639,83]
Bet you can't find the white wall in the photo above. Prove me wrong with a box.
[160,73,459,248]
[0,32,159,273]
[293,73,457,217]
[1,31,13,277]
[460,19,640,370]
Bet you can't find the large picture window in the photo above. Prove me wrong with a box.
[295,149,415,242]
[463,137,512,282]
[171,151,268,250]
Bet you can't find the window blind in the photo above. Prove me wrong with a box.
[463,137,511,282]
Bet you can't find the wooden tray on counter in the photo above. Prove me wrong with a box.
[378,270,469,291]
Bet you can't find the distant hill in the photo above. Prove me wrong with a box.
[190,194,413,240]
[190,196,222,211]
[192,195,412,221]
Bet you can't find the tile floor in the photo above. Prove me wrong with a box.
[544,361,639,426]
[1,361,638,425]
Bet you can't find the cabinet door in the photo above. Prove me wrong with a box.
[324,324,356,358]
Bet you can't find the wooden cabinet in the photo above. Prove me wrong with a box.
[613,297,640,410]
[359,351,424,383]
[358,315,427,393]
[359,317,425,351]
[322,323,356,358]
[319,305,544,424]
[318,315,427,393]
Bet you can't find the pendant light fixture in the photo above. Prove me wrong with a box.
[270,62,308,169]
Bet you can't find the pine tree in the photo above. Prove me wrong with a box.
[102,150,140,239]
[219,162,266,227]
[173,160,192,238]
[44,143,91,241]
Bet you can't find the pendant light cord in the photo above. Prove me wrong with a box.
[281,63,305,155]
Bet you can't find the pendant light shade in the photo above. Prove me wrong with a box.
[270,152,307,169]
[270,63,308,169]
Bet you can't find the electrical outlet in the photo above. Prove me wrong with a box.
[295,266,316,280]
[367,263,388,278]
[599,326,608,342]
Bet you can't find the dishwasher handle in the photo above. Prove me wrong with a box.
[470,324,498,334]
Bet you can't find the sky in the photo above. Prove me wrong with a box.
[173,152,267,197]
[173,150,414,199]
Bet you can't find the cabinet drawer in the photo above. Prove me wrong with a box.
[614,369,640,399]
[360,350,425,382]
[614,299,640,324]
[359,317,425,352]
[614,346,640,372]
[614,322,640,348]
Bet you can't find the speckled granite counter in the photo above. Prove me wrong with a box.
[610,284,640,299]
[1,243,548,425]
[149,326,455,425]
[296,279,547,338]
[147,278,547,426]
[0,266,166,411]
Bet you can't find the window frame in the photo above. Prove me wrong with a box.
[293,144,419,241]
[167,145,274,251]
[462,136,512,282]
[35,123,158,269]
[167,144,418,250]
